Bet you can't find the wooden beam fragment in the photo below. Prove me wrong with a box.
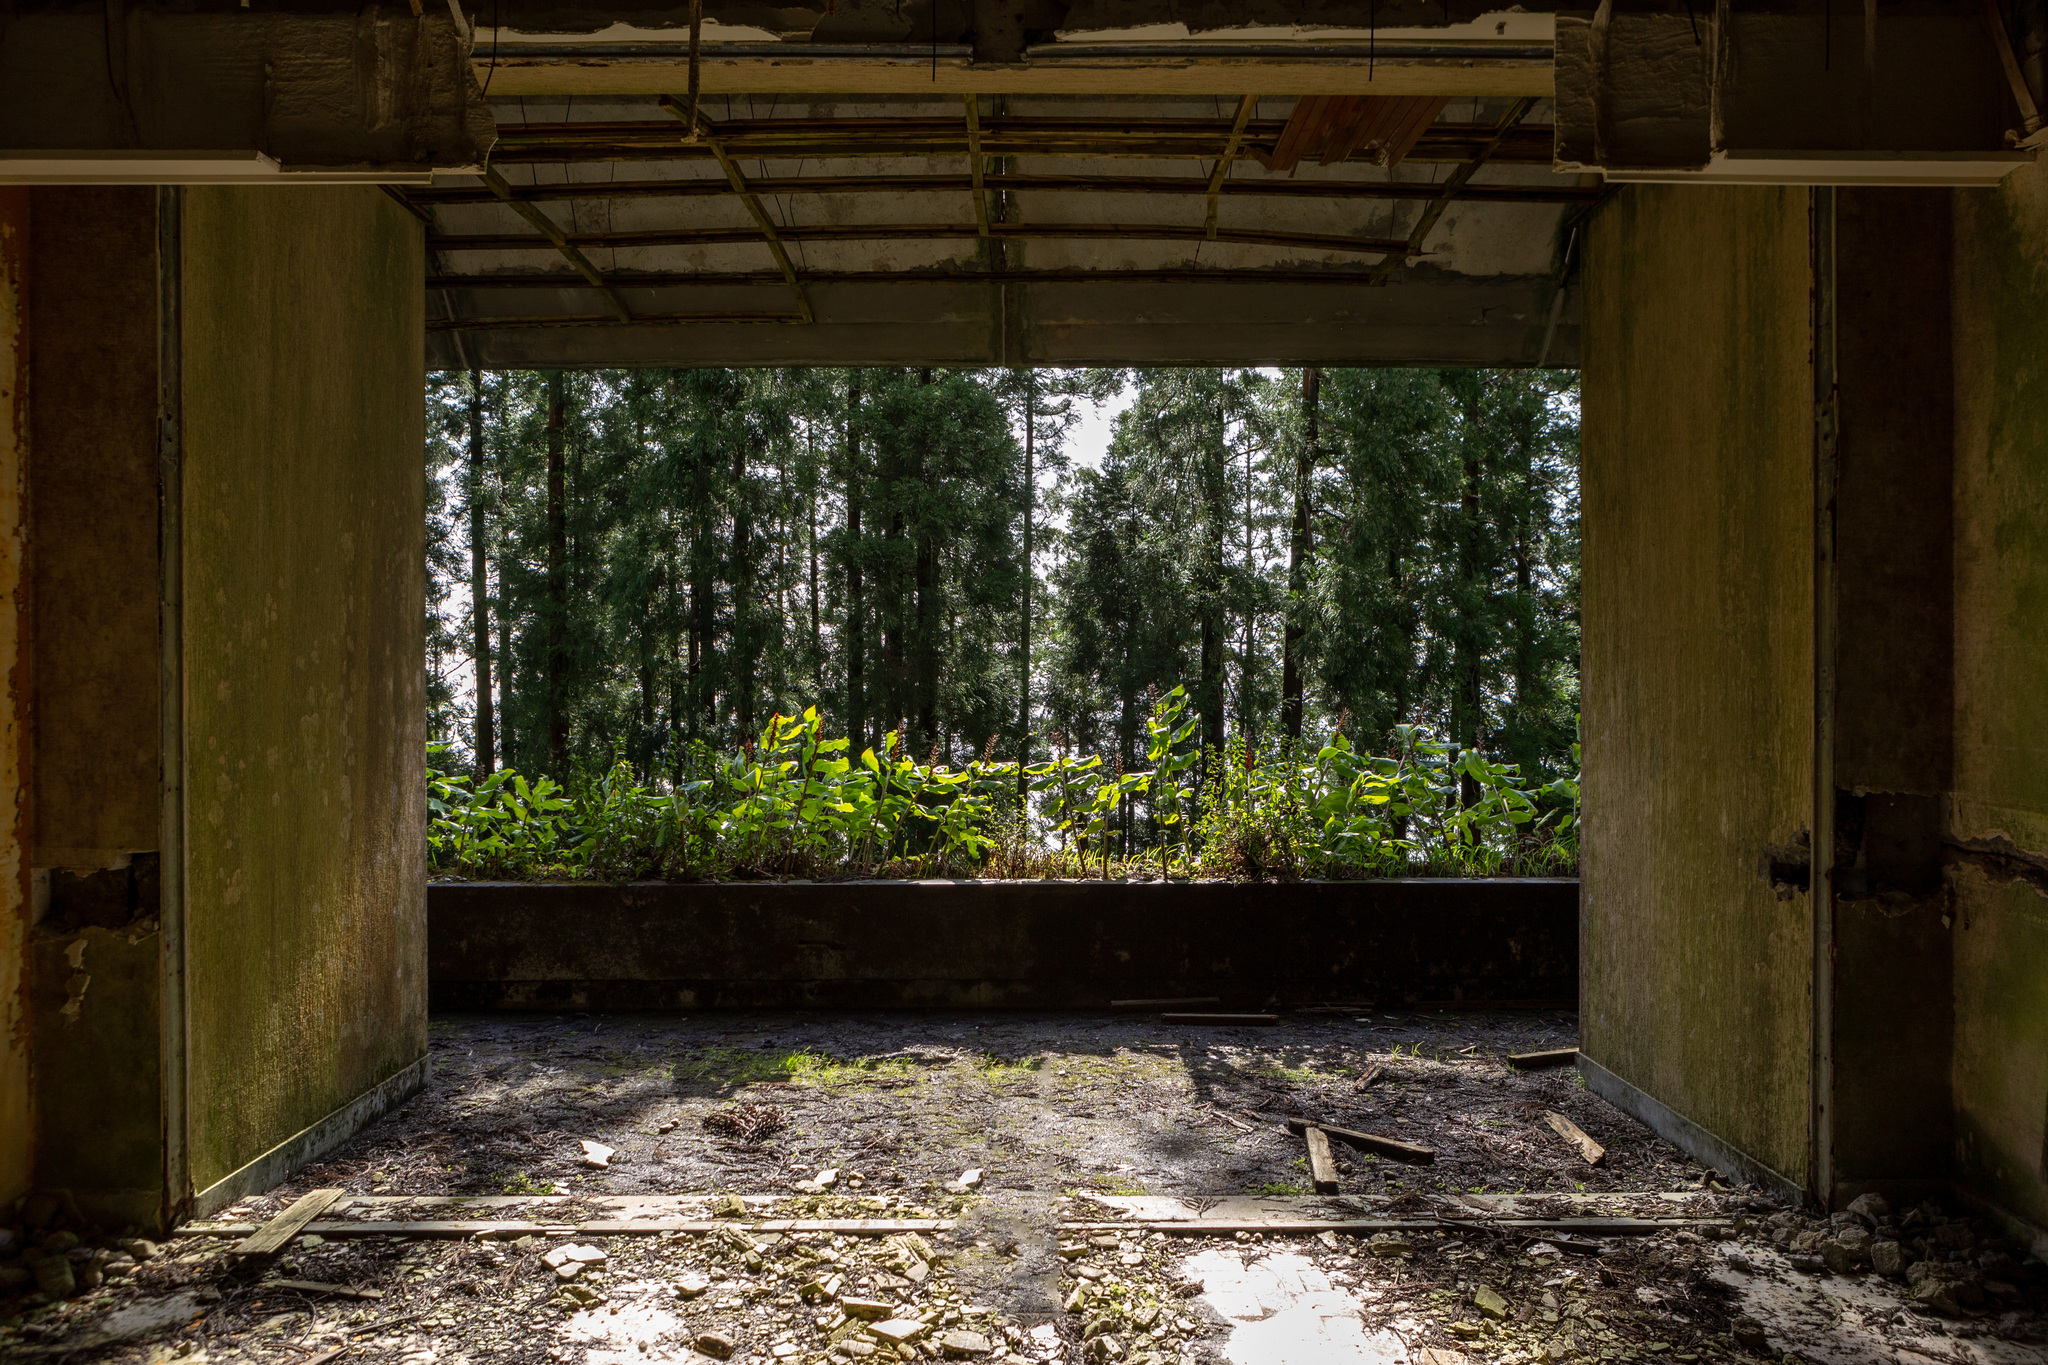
[1367,95,1538,286]
[1111,996,1222,1009]
[1285,1117,1436,1164]
[1506,1048,1579,1070]
[1160,1012,1278,1025]
[1303,1126,1341,1194]
[1544,1111,1606,1166]
[232,1189,344,1258]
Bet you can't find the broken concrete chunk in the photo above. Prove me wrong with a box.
[543,1243,608,1269]
[1367,1234,1414,1257]
[871,1318,930,1344]
[1473,1285,1509,1319]
[117,1238,160,1262]
[841,1298,895,1319]
[1820,1226,1873,1274]
[948,1168,983,1193]
[814,1168,840,1189]
[1844,1192,1890,1226]
[713,1195,746,1218]
[1870,1240,1906,1277]
[695,1329,737,1358]
[1731,1315,1769,1351]
[938,1330,992,1357]
[579,1140,615,1169]
[33,1256,76,1298]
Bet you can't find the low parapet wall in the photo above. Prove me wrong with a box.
[427,878,1579,1012]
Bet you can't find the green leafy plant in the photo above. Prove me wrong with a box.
[426,702,1578,883]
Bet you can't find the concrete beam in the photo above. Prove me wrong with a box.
[1554,1,2033,185]
[0,6,493,183]
[423,269,1578,367]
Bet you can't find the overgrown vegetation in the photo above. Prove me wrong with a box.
[428,688,1578,882]
[426,367,1582,856]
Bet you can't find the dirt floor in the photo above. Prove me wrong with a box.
[3,1010,2046,1365]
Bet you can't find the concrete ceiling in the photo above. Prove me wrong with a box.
[418,91,1591,368]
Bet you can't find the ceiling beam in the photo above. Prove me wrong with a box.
[1369,96,1538,285]
[408,173,1595,206]
[428,221,1415,257]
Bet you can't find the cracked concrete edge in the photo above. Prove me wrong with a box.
[1577,1054,1804,1208]
[188,1055,430,1222]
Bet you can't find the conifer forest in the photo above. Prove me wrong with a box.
[423,367,1581,880]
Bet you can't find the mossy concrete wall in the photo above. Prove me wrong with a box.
[1579,185,1816,1194]
[1952,158,2048,1233]
[179,187,428,1205]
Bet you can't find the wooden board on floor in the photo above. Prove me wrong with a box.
[1303,1127,1341,1194]
[232,1189,344,1258]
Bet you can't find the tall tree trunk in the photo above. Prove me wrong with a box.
[467,369,496,776]
[1454,385,1485,809]
[912,369,938,751]
[845,375,867,749]
[733,436,755,741]
[884,508,905,740]
[1198,402,1229,756]
[807,435,822,693]
[1017,371,1035,800]
[544,371,568,769]
[1280,367,1318,742]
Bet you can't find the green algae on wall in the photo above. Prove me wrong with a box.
[178,187,427,1199]
[1579,185,1816,1191]
[1952,158,2048,1231]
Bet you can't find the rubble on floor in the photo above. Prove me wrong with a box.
[0,1012,2043,1363]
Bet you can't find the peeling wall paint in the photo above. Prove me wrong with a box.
[0,186,29,1210]
[178,187,426,1197]
[1579,185,1816,1190]
[1951,154,2048,1231]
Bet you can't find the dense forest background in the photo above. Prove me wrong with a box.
[423,367,1581,788]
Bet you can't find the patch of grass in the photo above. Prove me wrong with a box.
[499,1171,556,1196]
[1252,1181,1308,1197]
[1083,1173,1152,1196]
[975,1053,1045,1086]
[669,1046,916,1090]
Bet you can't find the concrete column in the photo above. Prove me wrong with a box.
[23,188,175,1231]
[1824,189,1957,1205]
[0,187,30,1212]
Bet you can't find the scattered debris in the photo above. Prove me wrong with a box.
[1506,1047,1579,1070]
[702,1102,788,1142]
[579,1139,615,1168]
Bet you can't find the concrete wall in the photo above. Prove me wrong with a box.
[1579,185,1816,1195]
[179,187,428,1207]
[1951,159,2048,1233]
[429,879,1580,1012]
[0,187,28,1211]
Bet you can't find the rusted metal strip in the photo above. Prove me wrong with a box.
[481,168,632,322]
[659,96,815,323]
[1204,94,1260,240]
